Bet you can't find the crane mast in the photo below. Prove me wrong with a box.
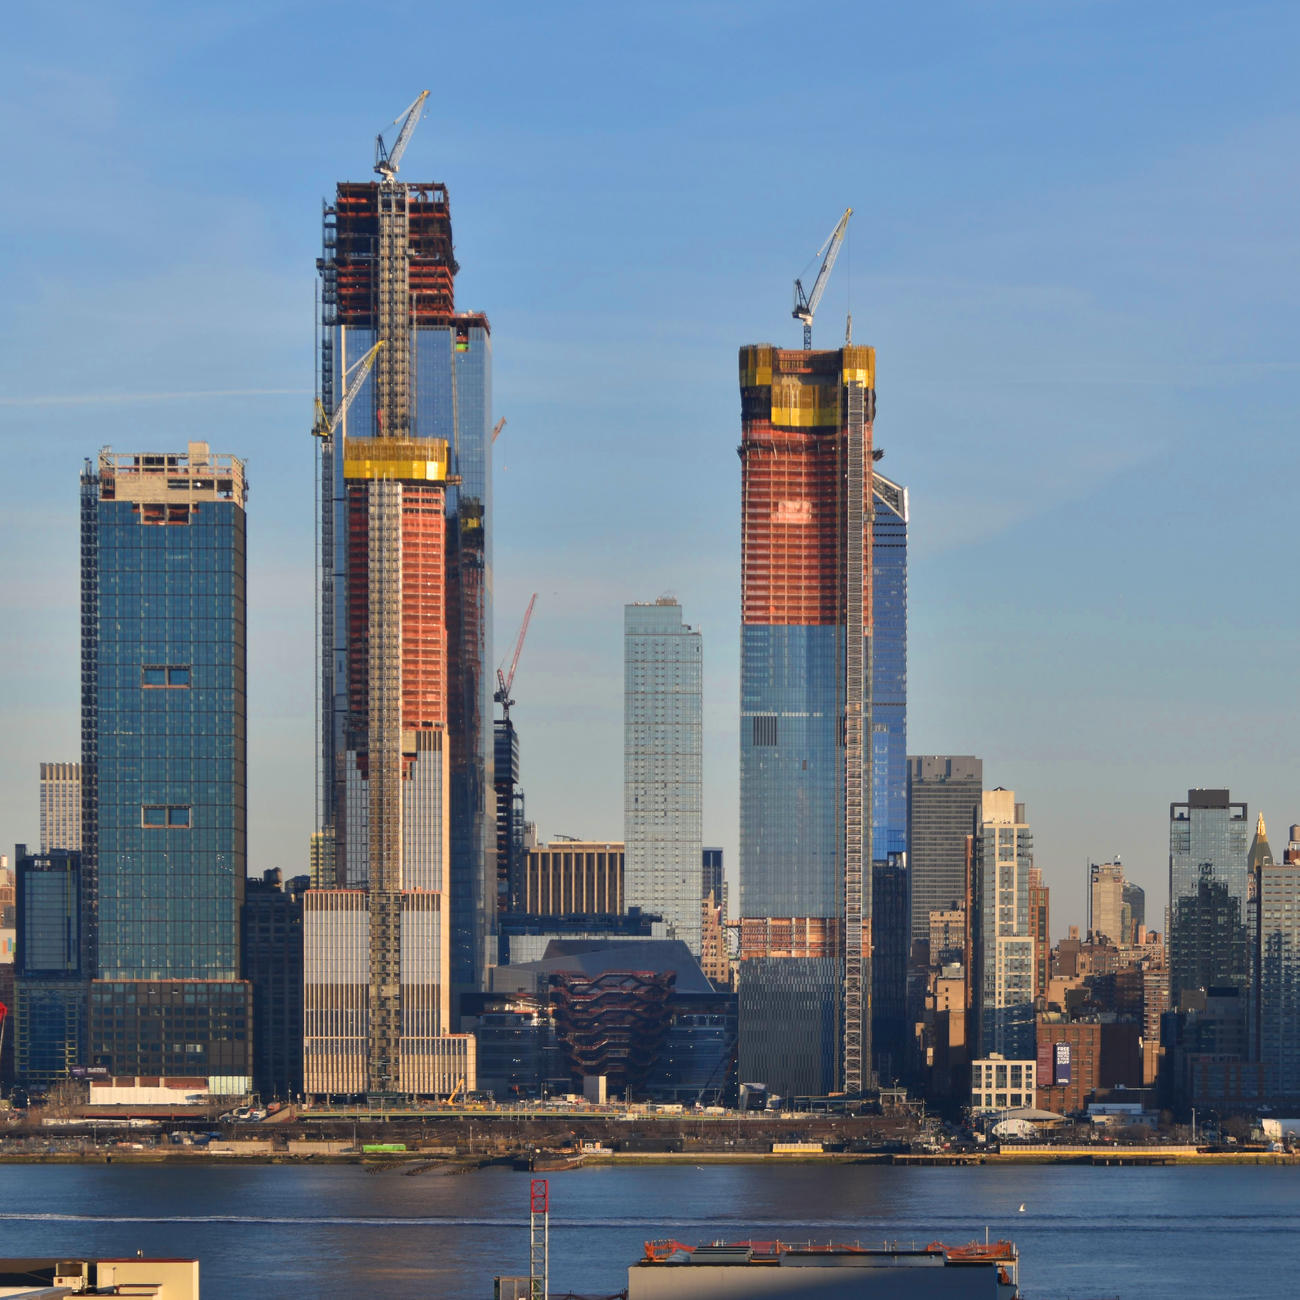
[366,90,428,1092]
[792,207,852,349]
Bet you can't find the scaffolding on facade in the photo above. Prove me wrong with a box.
[365,159,414,1092]
[841,364,871,1093]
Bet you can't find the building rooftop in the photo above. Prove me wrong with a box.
[527,939,716,993]
[632,1238,1020,1297]
[0,1259,198,1300]
[94,442,247,510]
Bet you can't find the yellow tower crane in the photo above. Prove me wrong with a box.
[311,340,385,439]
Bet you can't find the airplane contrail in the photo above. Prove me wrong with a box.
[0,388,310,408]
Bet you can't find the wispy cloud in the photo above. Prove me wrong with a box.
[0,388,309,408]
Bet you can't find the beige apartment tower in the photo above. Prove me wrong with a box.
[39,763,81,854]
[1089,862,1125,944]
[524,842,624,915]
[302,889,473,1095]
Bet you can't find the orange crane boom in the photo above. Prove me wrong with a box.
[495,593,537,720]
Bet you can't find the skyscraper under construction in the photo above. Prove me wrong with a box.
[305,96,490,1096]
[737,344,875,1097]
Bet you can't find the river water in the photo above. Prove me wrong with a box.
[0,1161,1293,1297]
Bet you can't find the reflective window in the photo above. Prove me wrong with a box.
[86,486,246,984]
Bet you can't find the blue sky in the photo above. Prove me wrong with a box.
[2,1,1298,929]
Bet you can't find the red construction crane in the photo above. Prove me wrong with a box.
[495,593,537,721]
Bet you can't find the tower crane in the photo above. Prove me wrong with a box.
[491,417,506,445]
[374,90,430,183]
[311,340,385,439]
[495,592,537,722]
[792,207,852,350]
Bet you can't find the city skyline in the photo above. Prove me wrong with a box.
[4,4,1300,935]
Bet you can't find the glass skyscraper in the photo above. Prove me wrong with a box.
[870,474,907,863]
[907,756,984,946]
[737,344,875,1097]
[868,472,908,1081]
[624,600,703,954]
[971,789,1035,1060]
[319,312,494,984]
[14,847,84,1086]
[307,146,486,1096]
[1257,820,1300,1101]
[702,847,724,907]
[1169,788,1250,1006]
[81,444,252,1089]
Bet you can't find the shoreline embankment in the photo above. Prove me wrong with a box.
[2,1145,1295,1169]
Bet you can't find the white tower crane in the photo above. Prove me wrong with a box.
[374,90,430,183]
[792,207,853,350]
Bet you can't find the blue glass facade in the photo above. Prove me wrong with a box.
[624,601,703,954]
[869,477,907,1081]
[739,625,843,920]
[80,446,251,1083]
[871,853,909,1082]
[738,623,845,1094]
[17,851,82,979]
[736,343,877,1097]
[737,957,840,1099]
[702,847,724,905]
[436,324,495,995]
[907,756,984,944]
[643,992,738,1105]
[321,273,493,1004]
[871,476,907,863]
[14,848,85,1086]
[1169,790,1250,1007]
[85,462,246,981]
